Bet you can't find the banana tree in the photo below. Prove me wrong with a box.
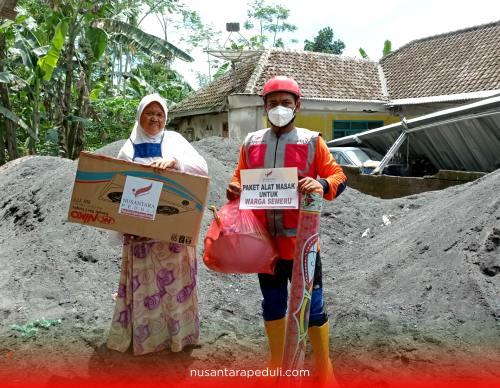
[23,19,66,154]
[2,1,195,161]
[45,4,193,159]
[1,17,37,157]
[0,11,68,157]
[0,22,18,163]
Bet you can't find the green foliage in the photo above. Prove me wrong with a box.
[213,62,230,80]
[178,10,211,48]
[92,18,194,62]
[37,127,59,156]
[0,0,198,163]
[195,72,211,88]
[0,71,16,83]
[37,18,68,81]
[0,105,36,140]
[11,318,62,337]
[172,10,223,84]
[131,58,193,102]
[128,72,155,97]
[383,39,392,57]
[243,0,297,48]
[85,96,140,151]
[86,27,108,61]
[359,40,392,59]
[304,27,345,55]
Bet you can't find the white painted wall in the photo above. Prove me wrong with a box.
[170,95,399,141]
[171,113,228,141]
[228,95,265,140]
[228,106,265,140]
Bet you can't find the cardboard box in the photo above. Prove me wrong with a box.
[68,152,209,246]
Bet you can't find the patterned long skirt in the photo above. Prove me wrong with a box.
[107,235,199,355]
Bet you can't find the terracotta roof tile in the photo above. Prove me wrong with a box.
[170,49,385,115]
[248,50,385,100]
[381,21,500,99]
[169,58,259,114]
[171,21,500,116]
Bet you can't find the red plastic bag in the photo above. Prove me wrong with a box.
[203,200,279,274]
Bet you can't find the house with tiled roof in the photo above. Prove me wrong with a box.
[381,20,500,116]
[169,50,397,141]
[169,21,500,141]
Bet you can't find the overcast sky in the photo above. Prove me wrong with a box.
[142,0,500,89]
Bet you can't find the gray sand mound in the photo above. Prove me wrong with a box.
[0,137,498,386]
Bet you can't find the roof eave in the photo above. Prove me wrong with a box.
[302,97,387,104]
[168,105,226,119]
[387,90,500,106]
[230,93,387,104]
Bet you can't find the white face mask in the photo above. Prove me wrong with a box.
[267,106,295,127]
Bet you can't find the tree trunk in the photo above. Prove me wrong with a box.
[71,67,91,160]
[0,119,5,166]
[163,15,168,41]
[108,48,114,94]
[54,77,64,150]
[0,83,17,161]
[61,22,78,158]
[28,76,40,155]
[157,14,168,41]
[0,34,18,161]
[207,52,212,81]
[118,45,123,95]
[123,48,130,95]
[272,20,279,46]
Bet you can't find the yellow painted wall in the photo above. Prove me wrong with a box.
[260,111,399,141]
[296,112,399,141]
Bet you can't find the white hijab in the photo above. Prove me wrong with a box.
[116,94,209,176]
[110,94,208,245]
[117,94,169,164]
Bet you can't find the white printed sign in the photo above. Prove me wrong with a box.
[118,176,163,220]
[240,167,298,209]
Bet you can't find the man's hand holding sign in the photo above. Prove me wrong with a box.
[239,167,300,210]
[226,172,323,203]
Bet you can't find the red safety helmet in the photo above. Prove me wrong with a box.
[261,76,301,100]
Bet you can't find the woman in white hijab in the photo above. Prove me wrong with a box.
[107,94,208,355]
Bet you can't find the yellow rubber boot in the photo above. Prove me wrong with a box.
[263,318,286,370]
[308,322,338,387]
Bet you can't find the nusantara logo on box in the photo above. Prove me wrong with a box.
[132,183,153,198]
[98,173,198,216]
[118,176,163,220]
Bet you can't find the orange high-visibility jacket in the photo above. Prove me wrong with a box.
[230,127,347,259]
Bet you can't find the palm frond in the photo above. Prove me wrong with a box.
[0,105,37,140]
[92,18,193,62]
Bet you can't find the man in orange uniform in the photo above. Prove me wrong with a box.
[226,76,347,385]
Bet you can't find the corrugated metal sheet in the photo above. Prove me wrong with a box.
[328,96,500,172]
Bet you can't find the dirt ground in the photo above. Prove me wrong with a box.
[0,137,499,387]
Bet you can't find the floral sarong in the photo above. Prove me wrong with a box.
[107,235,199,355]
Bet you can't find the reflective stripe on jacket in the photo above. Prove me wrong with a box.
[231,127,347,259]
[244,127,319,238]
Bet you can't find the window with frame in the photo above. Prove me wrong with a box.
[332,120,384,139]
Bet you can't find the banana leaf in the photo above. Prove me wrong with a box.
[92,18,193,62]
